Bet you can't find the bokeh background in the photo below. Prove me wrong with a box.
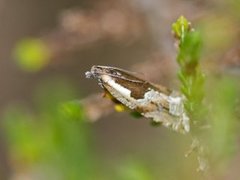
[0,0,240,179]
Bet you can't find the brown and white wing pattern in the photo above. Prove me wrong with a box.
[86,65,190,133]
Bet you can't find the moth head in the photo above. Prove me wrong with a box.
[86,65,146,84]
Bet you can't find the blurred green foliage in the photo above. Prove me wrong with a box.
[228,0,240,18]
[3,81,94,179]
[116,160,154,180]
[208,77,239,169]
[13,38,50,72]
[60,101,86,122]
[199,16,238,53]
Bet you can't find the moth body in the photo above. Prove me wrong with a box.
[86,65,190,133]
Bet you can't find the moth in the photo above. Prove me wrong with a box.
[85,65,190,133]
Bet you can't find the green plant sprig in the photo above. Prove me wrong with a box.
[172,16,210,173]
[172,16,205,121]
